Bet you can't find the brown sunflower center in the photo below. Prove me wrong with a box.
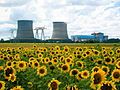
[39,69,45,74]
[67,59,70,62]
[102,68,107,72]
[93,73,102,84]
[62,65,68,70]
[50,81,58,90]
[113,72,120,79]
[83,72,88,76]
[94,68,99,72]
[101,84,112,90]
[105,58,111,62]
[72,70,78,75]
[77,62,82,67]
[0,83,2,89]
[34,63,38,66]
[5,67,13,77]
[19,63,24,67]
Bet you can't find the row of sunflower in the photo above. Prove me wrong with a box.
[0,45,120,90]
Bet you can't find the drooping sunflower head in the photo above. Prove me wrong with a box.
[111,69,120,82]
[0,81,5,90]
[37,66,47,77]
[48,78,61,90]
[8,74,16,82]
[4,66,16,79]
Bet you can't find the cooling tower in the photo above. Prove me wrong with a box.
[52,22,68,40]
[16,20,34,39]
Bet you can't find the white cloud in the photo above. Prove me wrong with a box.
[0,0,120,40]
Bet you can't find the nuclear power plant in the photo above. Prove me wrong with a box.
[6,20,109,43]
[16,20,34,39]
[52,22,69,40]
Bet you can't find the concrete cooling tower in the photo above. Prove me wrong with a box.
[52,22,69,40]
[16,20,34,39]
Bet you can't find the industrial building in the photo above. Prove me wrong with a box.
[16,20,34,39]
[51,22,69,40]
[71,32,108,42]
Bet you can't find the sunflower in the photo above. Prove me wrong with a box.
[116,48,120,55]
[0,54,4,60]
[10,86,24,90]
[48,78,61,90]
[52,58,58,65]
[111,69,120,82]
[70,69,79,76]
[116,61,120,69]
[37,53,43,59]
[4,66,16,79]
[6,61,14,67]
[76,61,84,69]
[16,61,27,71]
[98,81,116,90]
[55,46,60,51]
[8,74,16,82]
[65,57,72,65]
[37,66,47,77]
[30,60,40,69]
[82,53,87,58]
[76,72,82,80]
[65,85,79,90]
[92,66,100,72]
[102,66,110,76]
[60,56,65,63]
[108,50,114,56]
[81,70,90,79]
[0,81,5,90]
[63,46,70,53]
[14,54,20,60]
[90,69,106,89]
[93,50,100,56]
[104,57,112,65]
[61,64,70,73]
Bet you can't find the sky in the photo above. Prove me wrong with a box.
[0,0,120,40]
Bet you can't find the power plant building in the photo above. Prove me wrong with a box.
[16,20,34,39]
[51,22,69,40]
[71,32,108,42]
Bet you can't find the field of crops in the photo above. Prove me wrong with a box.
[0,43,120,90]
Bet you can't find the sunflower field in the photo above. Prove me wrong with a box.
[0,44,120,90]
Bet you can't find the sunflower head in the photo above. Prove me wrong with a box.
[61,64,70,73]
[10,85,24,90]
[37,66,47,77]
[70,69,79,76]
[81,70,90,79]
[98,81,116,90]
[0,81,5,90]
[111,69,120,82]
[48,78,61,90]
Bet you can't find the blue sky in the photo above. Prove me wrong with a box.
[0,0,120,40]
